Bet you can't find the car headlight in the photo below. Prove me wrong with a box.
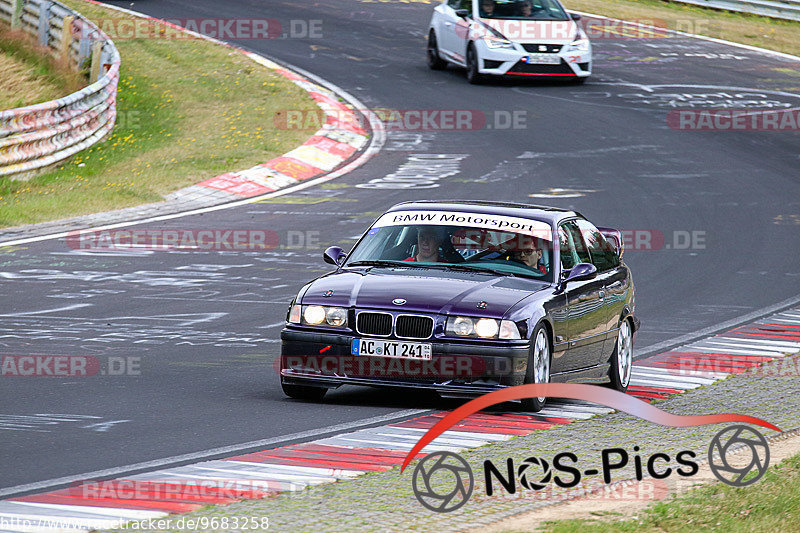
[326,307,347,327]
[304,305,327,325]
[484,36,515,50]
[446,317,521,339]
[293,305,348,328]
[475,318,499,338]
[452,316,474,336]
[567,33,589,52]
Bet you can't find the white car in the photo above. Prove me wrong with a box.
[427,0,591,83]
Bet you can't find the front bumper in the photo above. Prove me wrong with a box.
[280,328,530,393]
[476,40,591,77]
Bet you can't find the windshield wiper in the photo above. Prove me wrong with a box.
[444,264,518,277]
[346,260,407,268]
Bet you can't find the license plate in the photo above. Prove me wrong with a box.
[351,338,432,360]
[523,53,561,65]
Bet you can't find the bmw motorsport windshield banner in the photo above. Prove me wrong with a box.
[372,210,552,238]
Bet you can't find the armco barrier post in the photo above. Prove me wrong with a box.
[99,42,113,76]
[37,1,53,47]
[60,13,73,63]
[78,28,91,67]
[89,40,102,82]
[10,0,23,29]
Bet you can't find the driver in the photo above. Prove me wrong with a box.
[511,237,547,274]
[518,0,533,17]
[405,227,444,262]
[479,0,496,17]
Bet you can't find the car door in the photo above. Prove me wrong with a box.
[439,0,471,62]
[575,219,624,366]
[558,220,607,373]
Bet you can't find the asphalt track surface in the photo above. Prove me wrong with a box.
[1,0,798,492]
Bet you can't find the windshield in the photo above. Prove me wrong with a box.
[478,0,568,20]
[345,210,555,281]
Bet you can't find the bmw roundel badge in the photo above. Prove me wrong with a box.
[392,298,407,305]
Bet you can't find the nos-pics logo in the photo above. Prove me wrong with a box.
[411,425,770,512]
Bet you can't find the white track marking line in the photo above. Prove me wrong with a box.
[1,502,165,520]
[533,409,595,419]
[384,426,511,441]
[0,304,93,317]
[696,344,795,355]
[184,466,337,484]
[312,436,461,452]
[631,368,721,385]
[705,337,800,349]
[629,378,700,389]
[222,460,363,478]
[681,345,789,357]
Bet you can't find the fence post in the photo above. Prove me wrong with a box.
[60,13,73,64]
[89,40,103,82]
[10,0,23,29]
[37,1,53,46]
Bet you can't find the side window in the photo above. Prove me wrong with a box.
[448,0,469,8]
[576,219,620,272]
[558,226,575,271]
[559,221,591,271]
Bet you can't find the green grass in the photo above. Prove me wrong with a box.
[0,28,85,108]
[541,450,800,532]
[0,0,318,228]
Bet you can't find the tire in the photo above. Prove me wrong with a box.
[606,319,633,393]
[466,44,483,84]
[282,382,327,401]
[520,323,551,412]
[427,31,447,70]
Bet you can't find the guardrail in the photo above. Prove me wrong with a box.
[0,0,120,178]
[669,0,800,22]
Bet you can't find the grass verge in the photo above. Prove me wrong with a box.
[541,450,800,532]
[565,0,800,57]
[0,0,318,228]
[0,28,85,108]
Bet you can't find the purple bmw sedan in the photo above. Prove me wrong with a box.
[280,201,639,412]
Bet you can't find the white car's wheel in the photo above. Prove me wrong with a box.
[427,31,447,70]
[466,44,483,84]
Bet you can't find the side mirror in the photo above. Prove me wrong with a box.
[557,262,597,292]
[565,262,597,283]
[455,8,470,17]
[570,13,582,21]
[323,246,346,266]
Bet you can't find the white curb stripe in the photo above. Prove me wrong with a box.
[1,502,165,520]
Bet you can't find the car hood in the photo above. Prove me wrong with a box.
[300,267,548,318]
